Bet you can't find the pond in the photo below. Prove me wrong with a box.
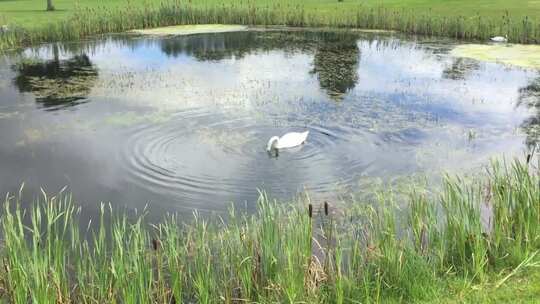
[0,29,539,218]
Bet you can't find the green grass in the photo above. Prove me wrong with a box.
[1,0,539,29]
[0,0,540,50]
[1,159,539,303]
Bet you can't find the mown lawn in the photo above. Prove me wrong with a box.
[1,0,539,28]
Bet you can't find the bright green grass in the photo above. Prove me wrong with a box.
[432,270,540,303]
[1,0,539,50]
[453,270,540,303]
[1,159,539,303]
[1,0,539,28]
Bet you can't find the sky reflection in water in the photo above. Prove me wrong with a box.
[0,30,538,218]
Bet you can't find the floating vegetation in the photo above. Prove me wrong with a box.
[14,128,47,147]
[0,111,18,119]
[451,44,540,69]
[23,128,44,143]
[196,127,251,151]
[103,111,171,127]
[130,24,248,36]
[0,160,539,302]
[351,28,396,34]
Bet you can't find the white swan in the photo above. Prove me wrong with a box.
[490,35,508,42]
[267,131,309,151]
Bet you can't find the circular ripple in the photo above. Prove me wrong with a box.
[121,108,377,208]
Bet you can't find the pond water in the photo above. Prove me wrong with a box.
[0,29,539,217]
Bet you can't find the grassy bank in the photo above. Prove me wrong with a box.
[1,159,539,303]
[2,0,540,29]
[1,0,540,51]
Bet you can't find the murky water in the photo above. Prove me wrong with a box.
[0,29,539,217]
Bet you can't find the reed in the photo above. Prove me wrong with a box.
[0,159,539,303]
[1,0,539,51]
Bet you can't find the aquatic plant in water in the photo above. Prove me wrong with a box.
[130,24,248,36]
[451,44,540,69]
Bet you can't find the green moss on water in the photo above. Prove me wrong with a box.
[451,44,540,69]
[352,28,396,34]
[130,24,248,36]
[103,111,171,126]
[0,111,18,120]
[15,128,46,147]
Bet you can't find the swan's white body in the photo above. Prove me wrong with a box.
[490,35,508,42]
[267,131,309,151]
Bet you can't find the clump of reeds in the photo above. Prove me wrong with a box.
[0,159,539,302]
[1,0,539,51]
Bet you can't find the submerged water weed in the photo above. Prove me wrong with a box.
[1,0,539,51]
[0,160,539,302]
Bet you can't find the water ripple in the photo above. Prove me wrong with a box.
[121,108,375,206]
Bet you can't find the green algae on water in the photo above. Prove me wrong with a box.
[451,44,540,69]
[103,111,171,127]
[352,28,396,34]
[130,24,248,36]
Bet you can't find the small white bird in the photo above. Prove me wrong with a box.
[490,35,508,43]
[267,131,309,151]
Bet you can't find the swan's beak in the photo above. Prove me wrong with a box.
[267,148,278,158]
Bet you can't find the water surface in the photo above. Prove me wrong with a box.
[0,30,539,217]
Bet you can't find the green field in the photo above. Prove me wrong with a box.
[1,0,540,29]
[1,0,539,50]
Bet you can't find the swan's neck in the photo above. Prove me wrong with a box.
[267,137,279,151]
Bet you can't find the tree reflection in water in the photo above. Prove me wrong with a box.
[518,76,540,149]
[159,31,361,100]
[12,45,98,111]
[442,57,480,80]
